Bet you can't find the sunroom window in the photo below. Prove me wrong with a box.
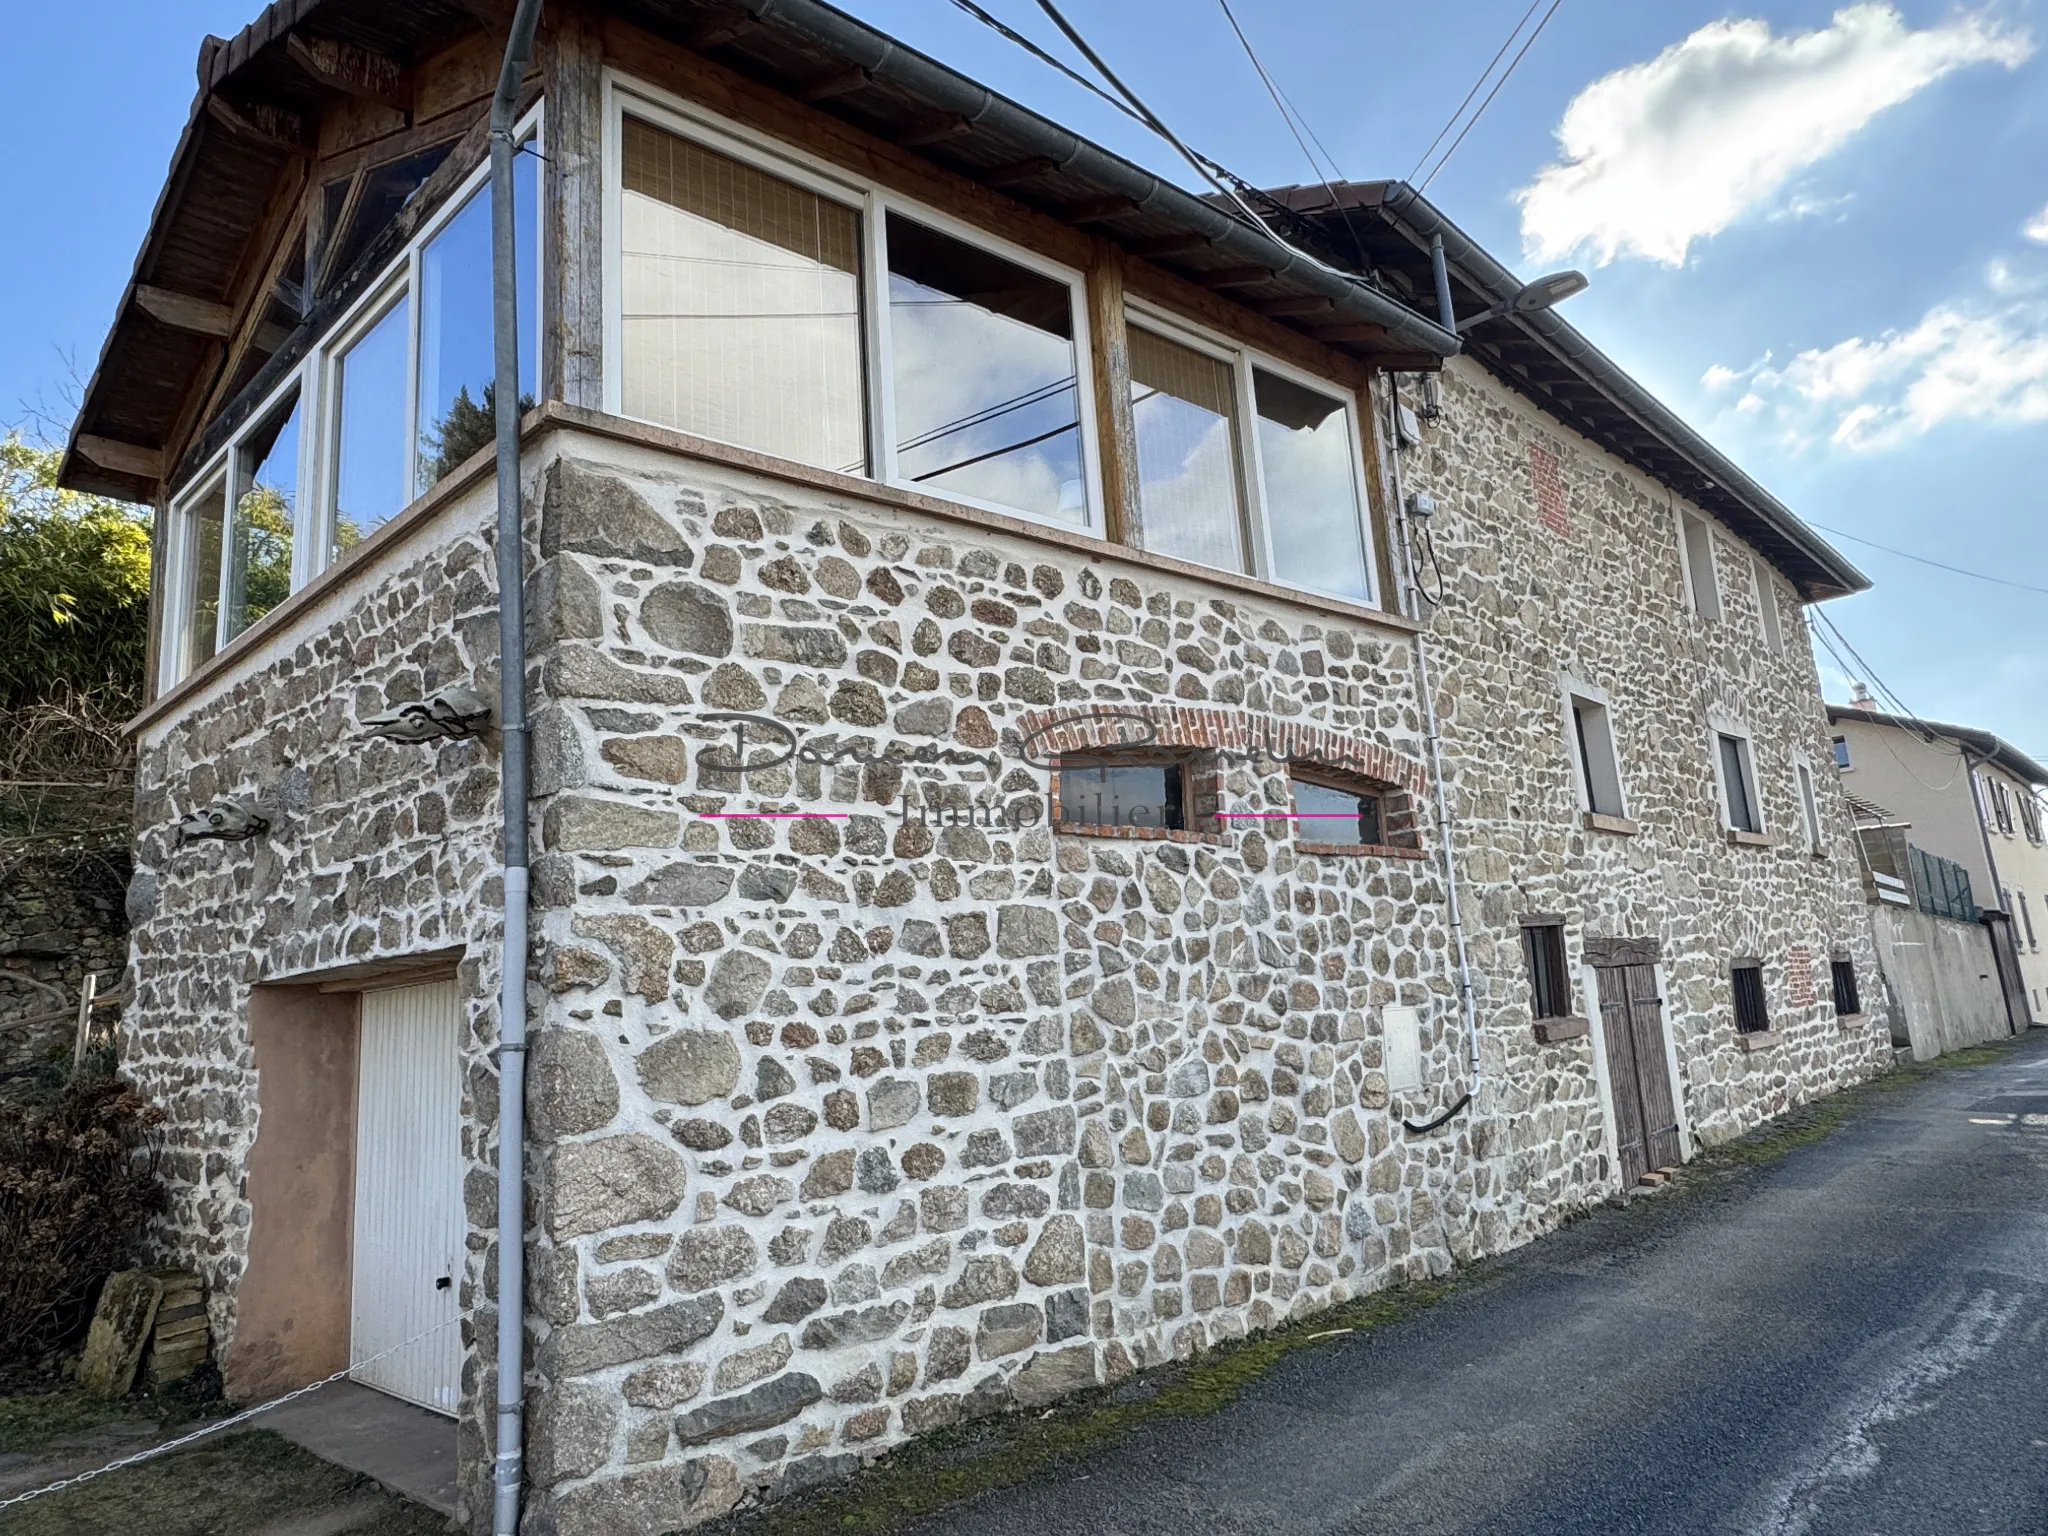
[887,214,1085,523]
[620,119,865,473]
[1127,316,1373,603]
[159,123,539,693]
[611,104,1096,530]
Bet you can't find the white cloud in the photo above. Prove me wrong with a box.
[1722,299,2048,449]
[2026,203,2048,243]
[1516,6,2031,267]
[1701,363,1740,390]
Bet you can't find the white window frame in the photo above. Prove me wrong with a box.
[1709,715,1765,835]
[1124,298,1380,606]
[1832,734,1852,771]
[1792,751,1823,854]
[1558,672,1627,820]
[157,106,546,693]
[1676,507,1722,622]
[1752,557,1785,654]
[601,73,1106,537]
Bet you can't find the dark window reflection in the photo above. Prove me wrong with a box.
[225,392,299,641]
[888,214,1086,523]
[1056,759,1185,831]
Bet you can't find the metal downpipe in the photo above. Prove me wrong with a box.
[489,2,544,1531]
[1383,375,1483,1119]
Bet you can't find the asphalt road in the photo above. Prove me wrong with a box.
[907,1032,2048,1536]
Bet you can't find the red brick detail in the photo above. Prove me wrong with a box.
[1528,441,1568,536]
[1787,945,1816,1009]
[1014,705,1430,796]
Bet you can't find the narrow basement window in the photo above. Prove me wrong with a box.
[1290,770,1384,846]
[1732,960,1770,1034]
[1521,921,1572,1019]
[1055,754,1187,833]
[1830,957,1861,1017]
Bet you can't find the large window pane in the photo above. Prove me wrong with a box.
[181,475,227,676]
[1130,326,1245,571]
[888,214,1085,523]
[332,295,409,557]
[621,119,865,472]
[1254,368,1368,600]
[225,392,299,642]
[417,149,539,492]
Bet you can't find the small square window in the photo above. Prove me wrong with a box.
[1291,773,1383,846]
[1732,960,1770,1034]
[1522,921,1572,1019]
[1055,755,1187,833]
[1830,958,1860,1017]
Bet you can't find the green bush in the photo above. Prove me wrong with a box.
[0,436,152,712]
[0,1073,165,1381]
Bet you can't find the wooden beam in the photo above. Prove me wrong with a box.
[1128,233,1213,259]
[983,156,1059,190]
[286,33,409,114]
[1311,323,1395,346]
[254,321,295,355]
[205,95,308,154]
[688,10,760,50]
[75,436,163,481]
[1258,295,1336,318]
[133,285,234,339]
[896,115,975,149]
[1086,246,1140,550]
[799,65,869,103]
[1194,266,1273,290]
[1064,195,1140,222]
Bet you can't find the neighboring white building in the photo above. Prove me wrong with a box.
[1828,703,2048,1027]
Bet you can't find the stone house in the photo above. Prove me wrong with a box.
[58,1,1884,1529]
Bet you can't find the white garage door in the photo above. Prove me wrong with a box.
[351,978,463,1414]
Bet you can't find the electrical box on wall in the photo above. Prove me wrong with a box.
[1383,1005,1423,1092]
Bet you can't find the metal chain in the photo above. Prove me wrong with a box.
[0,1316,461,1513]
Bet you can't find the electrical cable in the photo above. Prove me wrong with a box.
[947,0,1146,126]
[1215,0,1369,262]
[1417,0,1565,192]
[1409,519,1448,608]
[1806,521,2048,598]
[1405,0,1544,186]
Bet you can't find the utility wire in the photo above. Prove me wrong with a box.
[1418,0,1565,191]
[1405,0,1544,185]
[947,0,1145,126]
[1808,521,2048,598]
[1215,0,1369,264]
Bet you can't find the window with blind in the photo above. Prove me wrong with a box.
[1732,961,1770,1034]
[620,118,867,474]
[1717,731,1763,834]
[1126,316,1374,602]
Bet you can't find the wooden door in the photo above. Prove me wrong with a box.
[351,979,463,1414]
[1590,942,1681,1187]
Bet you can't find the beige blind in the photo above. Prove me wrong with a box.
[1127,325,1245,573]
[1130,325,1234,418]
[620,118,866,472]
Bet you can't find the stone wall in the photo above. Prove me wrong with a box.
[0,845,131,1077]
[1393,357,1888,1182]
[517,437,1470,1529]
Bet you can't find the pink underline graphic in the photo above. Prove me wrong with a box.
[1216,812,1357,819]
[698,812,849,819]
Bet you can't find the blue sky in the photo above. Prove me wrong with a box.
[5,1,2044,757]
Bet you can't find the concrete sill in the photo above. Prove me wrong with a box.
[1835,1012,1867,1029]
[1532,1016,1590,1044]
[1583,812,1639,836]
[1726,830,1775,849]
[1735,1029,1784,1052]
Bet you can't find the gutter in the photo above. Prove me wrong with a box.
[730,0,1459,361]
[1382,185,1867,600]
[488,2,545,1532]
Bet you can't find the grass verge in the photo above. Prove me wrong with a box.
[0,1429,447,1536]
[721,1032,2033,1535]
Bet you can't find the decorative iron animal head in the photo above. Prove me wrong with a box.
[363,686,493,743]
[178,799,271,844]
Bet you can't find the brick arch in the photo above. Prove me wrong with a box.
[1010,704,1429,796]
